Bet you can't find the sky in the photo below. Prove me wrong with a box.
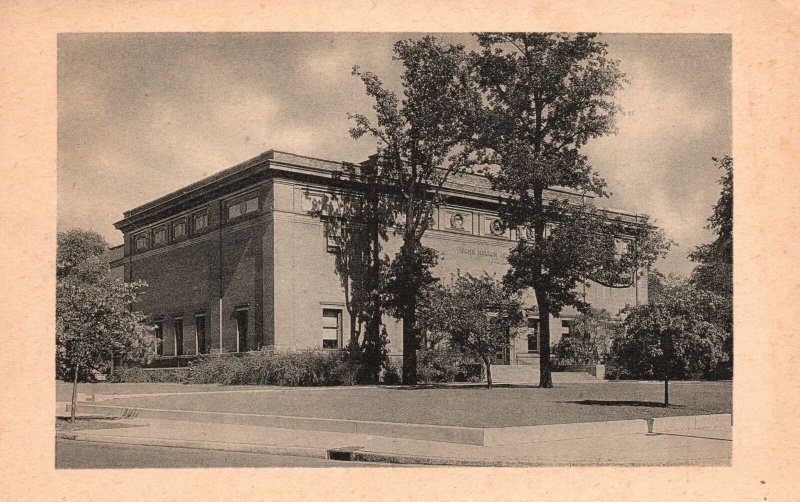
[57,33,731,276]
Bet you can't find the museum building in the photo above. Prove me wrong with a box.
[111,149,648,368]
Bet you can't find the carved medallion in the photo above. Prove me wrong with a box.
[489,219,504,236]
[450,213,465,230]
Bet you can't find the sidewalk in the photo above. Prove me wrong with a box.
[56,413,732,466]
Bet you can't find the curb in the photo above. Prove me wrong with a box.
[55,431,328,459]
[54,433,728,467]
[69,403,732,446]
[348,451,731,467]
[648,413,731,433]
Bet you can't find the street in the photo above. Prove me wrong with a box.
[55,439,387,469]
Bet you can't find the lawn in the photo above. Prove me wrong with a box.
[86,381,732,428]
[55,382,251,401]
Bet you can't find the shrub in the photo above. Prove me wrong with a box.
[332,359,360,386]
[417,346,477,383]
[606,285,730,381]
[108,366,188,383]
[188,354,251,385]
[382,359,401,385]
[187,349,359,386]
[552,308,618,366]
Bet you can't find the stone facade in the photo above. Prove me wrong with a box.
[112,149,647,364]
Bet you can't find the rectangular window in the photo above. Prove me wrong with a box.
[195,315,207,355]
[322,309,341,349]
[172,219,187,241]
[174,318,184,357]
[153,226,167,246]
[227,194,259,220]
[526,317,540,353]
[325,219,341,253]
[561,320,571,337]
[193,211,208,234]
[154,321,163,356]
[236,308,249,352]
[134,232,149,252]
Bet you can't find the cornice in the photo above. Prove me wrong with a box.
[114,148,644,234]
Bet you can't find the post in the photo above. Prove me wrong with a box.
[71,359,80,422]
[664,377,669,407]
[218,298,223,353]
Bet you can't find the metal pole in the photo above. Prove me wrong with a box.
[219,298,223,353]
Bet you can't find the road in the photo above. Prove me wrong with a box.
[55,439,387,468]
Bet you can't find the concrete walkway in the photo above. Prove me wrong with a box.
[56,414,732,466]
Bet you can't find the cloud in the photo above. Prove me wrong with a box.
[58,33,731,275]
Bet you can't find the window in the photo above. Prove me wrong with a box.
[195,315,207,355]
[153,226,167,246]
[172,219,187,241]
[526,317,540,353]
[561,320,571,338]
[322,309,341,349]
[236,308,249,352]
[325,218,342,253]
[227,194,259,220]
[174,318,184,356]
[134,232,149,252]
[154,321,163,356]
[193,211,208,234]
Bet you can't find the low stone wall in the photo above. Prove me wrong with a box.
[559,364,605,380]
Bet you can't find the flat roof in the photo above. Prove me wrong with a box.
[118,149,641,229]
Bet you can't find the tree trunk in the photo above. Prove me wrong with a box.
[664,378,669,407]
[363,171,384,384]
[531,187,553,389]
[402,301,418,385]
[71,359,80,422]
[348,313,359,352]
[536,292,553,388]
[368,192,382,382]
[484,357,492,389]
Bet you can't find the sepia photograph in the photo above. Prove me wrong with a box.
[54,32,733,469]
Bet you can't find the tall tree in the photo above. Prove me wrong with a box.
[350,36,480,384]
[312,163,393,382]
[690,156,733,297]
[469,33,669,387]
[56,229,154,420]
[689,156,733,376]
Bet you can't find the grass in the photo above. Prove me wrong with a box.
[55,382,243,401]
[86,381,732,428]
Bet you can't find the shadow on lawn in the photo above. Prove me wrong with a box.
[566,399,685,408]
